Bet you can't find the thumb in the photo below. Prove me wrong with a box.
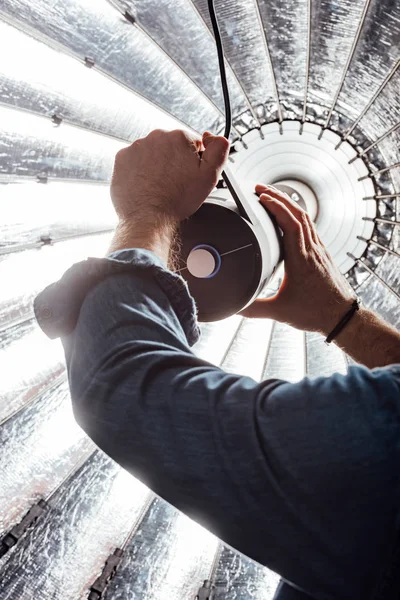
[202,130,213,144]
[240,272,288,319]
[200,132,230,176]
[239,296,281,320]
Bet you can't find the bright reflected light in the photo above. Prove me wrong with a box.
[264,323,306,383]
[0,233,112,321]
[0,104,125,159]
[0,327,64,399]
[0,182,117,246]
[194,315,242,365]
[0,20,182,137]
[153,512,219,598]
[222,318,274,381]
[109,468,150,511]
[0,381,91,532]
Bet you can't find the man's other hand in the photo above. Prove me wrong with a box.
[241,184,355,336]
[111,129,230,226]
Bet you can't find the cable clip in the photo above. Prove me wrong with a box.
[88,548,124,599]
[123,10,136,24]
[196,579,215,600]
[0,499,47,558]
[37,173,48,184]
[40,234,53,246]
[84,57,95,68]
[51,114,63,127]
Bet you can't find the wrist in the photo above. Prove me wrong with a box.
[108,216,177,265]
[332,306,365,344]
[330,306,400,368]
[321,297,361,344]
[317,296,358,338]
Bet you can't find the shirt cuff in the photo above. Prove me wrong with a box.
[34,248,200,347]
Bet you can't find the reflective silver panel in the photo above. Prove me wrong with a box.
[0,319,65,423]
[358,264,400,329]
[222,318,274,381]
[263,322,306,383]
[104,498,218,600]
[0,105,123,181]
[194,316,242,365]
[374,253,400,319]
[373,222,396,251]
[192,0,276,110]
[214,546,279,599]
[256,0,308,119]
[0,182,116,251]
[357,71,400,143]
[113,0,249,119]
[377,193,397,221]
[0,452,150,599]
[0,0,220,133]
[0,20,182,141]
[0,380,92,535]
[374,129,400,175]
[306,332,348,379]
[339,0,400,123]
[0,233,111,328]
[308,0,366,111]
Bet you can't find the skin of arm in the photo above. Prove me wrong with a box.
[108,129,400,369]
[334,309,400,368]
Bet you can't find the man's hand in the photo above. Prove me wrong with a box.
[242,185,400,367]
[108,129,230,261]
[241,184,355,336]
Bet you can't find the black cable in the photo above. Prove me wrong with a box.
[207,0,232,140]
[207,1,250,220]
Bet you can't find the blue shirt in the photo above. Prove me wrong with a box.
[34,249,400,600]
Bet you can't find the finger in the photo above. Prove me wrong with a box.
[259,194,306,255]
[200,133,230,176]
[255,183,270,196]
[258,185,315,247]
[263,185,305,217]
[308,220,319,245]
[297,208,318,245]
[199,131,212,154]
[174,130,204,156]
[190,136,204,154]
[315,229,327,248]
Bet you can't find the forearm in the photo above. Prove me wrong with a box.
[331,307,400,368]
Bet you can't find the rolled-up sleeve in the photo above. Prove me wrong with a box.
[35,250,400,600]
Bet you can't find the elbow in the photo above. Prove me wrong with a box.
[63,335,104,438]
